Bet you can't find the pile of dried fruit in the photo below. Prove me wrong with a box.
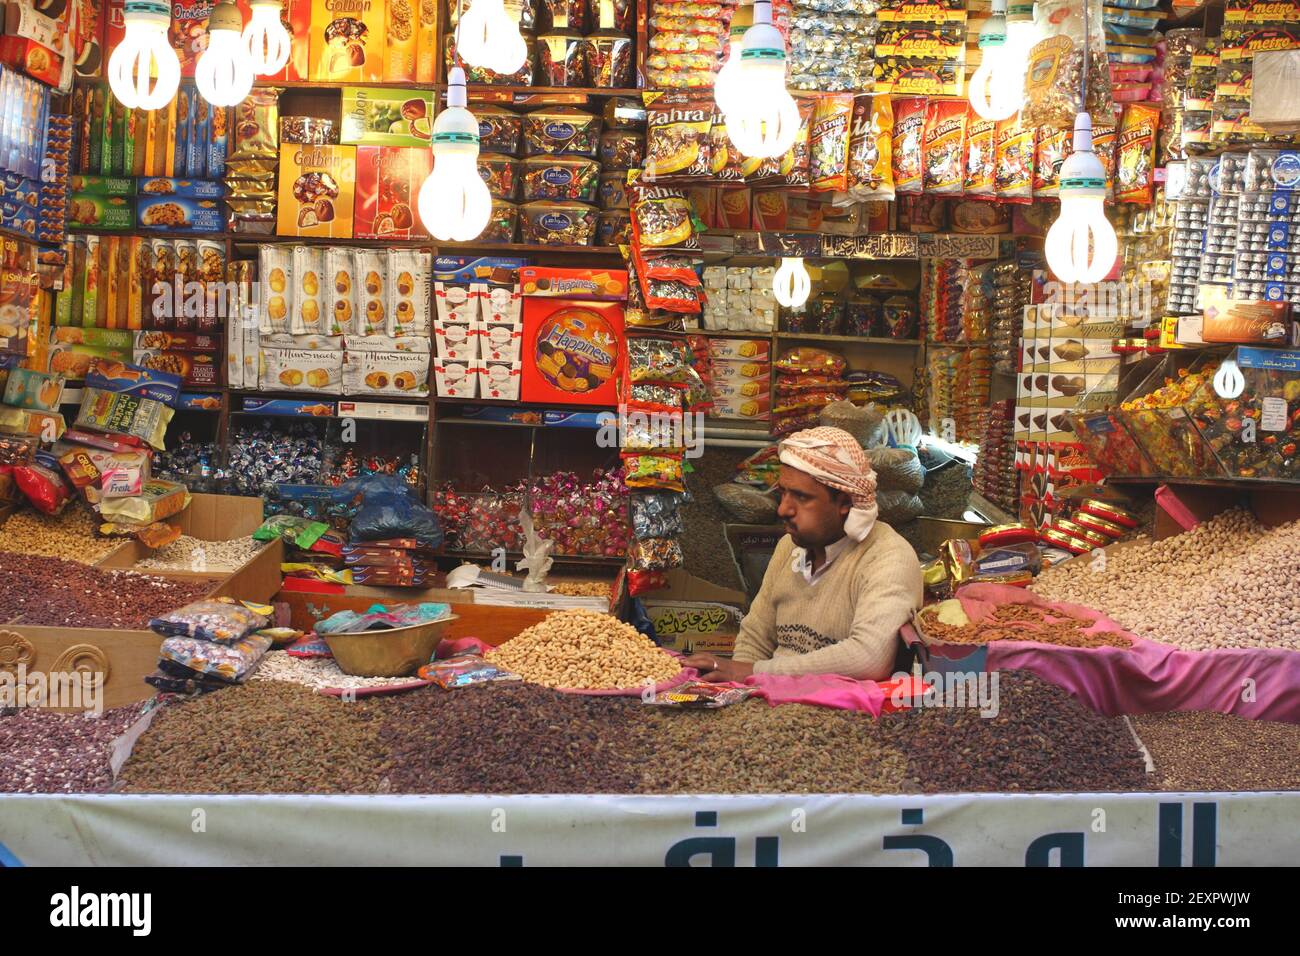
[486,609,682,690]
[1134,712,1300,791]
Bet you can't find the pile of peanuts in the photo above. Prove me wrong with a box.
[1033,509,1300,652]
[549,581,611,597]
[486,609,682,690]
[1,507,118,564]
[919,602,1133,649]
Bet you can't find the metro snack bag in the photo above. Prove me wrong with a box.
[646,93,713,181]
[923,99,967,195]
[1116,102,1158,204]
[994,113,1035,202]
[311,0,384,81]
[964,111,997,197]
[892,97,927,195]
[846,93,894,203]
[809,94,854,193]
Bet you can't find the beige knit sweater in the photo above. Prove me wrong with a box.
[730,523,924,681]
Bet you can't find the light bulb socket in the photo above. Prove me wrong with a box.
[124,0,169,23]
[752,0,774,25]
[741,21,786,60]
[250,0,282,7]
[207,0,244,33]
[978,13,1007,47]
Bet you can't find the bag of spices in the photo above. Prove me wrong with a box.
[846,93,894,203]
[1116,102,1158,204]
[964,111,997,198]
[994,114,1036,203]
[923,99,967,195]
[892,97,927,195]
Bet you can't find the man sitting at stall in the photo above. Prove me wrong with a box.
[684,426,923,683]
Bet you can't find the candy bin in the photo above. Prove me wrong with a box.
[529,467,629,557]
[456,488,526,554]
[1069,410,1157,477]
[430,484,473,551]
[1184,347,1300,481]
[1118,358,1226,478]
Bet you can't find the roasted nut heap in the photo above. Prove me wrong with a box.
[134,535,264,573]
[1,508,118,564]
[486,609,681,690]
[0,704,145,794]
[919,602,1133,650]
[1033,509,1300,652]
[1134,711,1300,792]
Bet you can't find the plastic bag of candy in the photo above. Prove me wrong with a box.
[149,598,272,644]
[622,452,685,492]
[629,536,685,571]
[253,514,330,549]
[418,654,522,688]
[774,347,847,376]
[631,491,685,540]
[159,633,273,682]
[628,336,691,384]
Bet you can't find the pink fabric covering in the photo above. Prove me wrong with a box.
[940,583,1300,724]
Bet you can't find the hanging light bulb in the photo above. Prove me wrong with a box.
[1045,113,1119,284]
[456,0,528,76]
[772,257,811,309]
[724,0,801,159]
[242,0,292,76]
[968,0,1016,121]
[1213,358,1246,399]
[712,24,748,119]
[196,1,254,107]
[417,67,492,242]
[108,0,182,110]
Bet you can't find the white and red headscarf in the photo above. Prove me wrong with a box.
[778,426,879,542]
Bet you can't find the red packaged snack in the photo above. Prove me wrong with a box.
[1116,103,1159,205]
[964,112,997,198]
[994,113,1035,203]
[809,93,854,194]
[892,97,927,195]
[1033,126,1071,199]
[923,100,967,195]
[14,462,72,515]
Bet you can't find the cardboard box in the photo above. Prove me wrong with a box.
[276,144,356,237]
[518,266,628,300]
[478,321,523,361]
[337,399,429,421]
[236,0,310,82]
[520,297,623,406]
[68,192,133,230]
[642,570,747,655]
[433,358,477,397]
[341,87,434,147]
[341,348,430,397]
[310,0,385,82]
[477,358,523,401]
[137,194,224,233]
[433,316,480,360]
[354,145,431,239]
[384,3,418,82]
[708,337,770,361]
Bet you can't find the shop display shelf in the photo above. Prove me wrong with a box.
[774,333,924,347]
[0,222,60,247]
[230,389,431,411]
[434,548,626,566]
[1106,475,1300,490]
[232,235,436,249]
[436,242,624,256]
[434,396,615,411]
[462,85,643,99]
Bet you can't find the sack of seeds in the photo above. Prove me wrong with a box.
[876,489,925,525]
[712,482,779,523]
[867,446,925,495]
[819,400,886,448]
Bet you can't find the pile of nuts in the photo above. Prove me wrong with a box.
[549,581,611,597]
[0,703,146,793]
[0,551,214,629]
[134,536,264,573]
[118,681,391,794]
[486,609,682,690]
[1033,509,1300,651]
[1,507,118,564]
[1134,712,1300,791]
[918,602,1133,649]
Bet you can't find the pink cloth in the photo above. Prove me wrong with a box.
[939,583,1300,724]
[741,673,888,716]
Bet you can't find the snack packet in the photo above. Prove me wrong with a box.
[892,97,927,195]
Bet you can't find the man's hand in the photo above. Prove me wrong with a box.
[681,655,754,683]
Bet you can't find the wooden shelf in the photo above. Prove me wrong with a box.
[438,242,624,256]
[435,549,627,566]
[231,388,431,409]
[434,396,615,411]
[775,333,925,347]
[1106,475,1300,491]
[463,85,643,98]
[231,234,435,248]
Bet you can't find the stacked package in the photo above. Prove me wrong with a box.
[873,0,966,97]
[973,399,1018,512]
[707,336,770,420]
[701,265,777,332]
[1231,148,1300,309]
[991,256,1034,375]
[772,346,847,437]
[647,0,740,90]
[1213,0,1300,148]
[148,598,274,694]
[1104,2,1164,106]
[789,0,879,92]
[923,259,990,346]
[430,256,525,400]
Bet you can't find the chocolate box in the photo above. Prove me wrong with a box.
[276,144,356,237]
[354,145,431,240]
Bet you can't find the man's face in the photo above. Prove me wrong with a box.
[776,464,850,549]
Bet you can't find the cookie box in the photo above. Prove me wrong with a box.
[136,195,224,233]
[342,349,431,397]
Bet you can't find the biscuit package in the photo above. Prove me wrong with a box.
[259,245,293,334]
[342,349,430,397]
[260,347,344,393]
[355,249,389,334]
[326,246,358,335]
[292,246,327,335]
[74,387,175,450]
[385,249,432,338]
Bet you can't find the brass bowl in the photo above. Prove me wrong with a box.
[321,615,459,677]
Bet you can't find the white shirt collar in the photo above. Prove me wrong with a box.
[792,534,856,584]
